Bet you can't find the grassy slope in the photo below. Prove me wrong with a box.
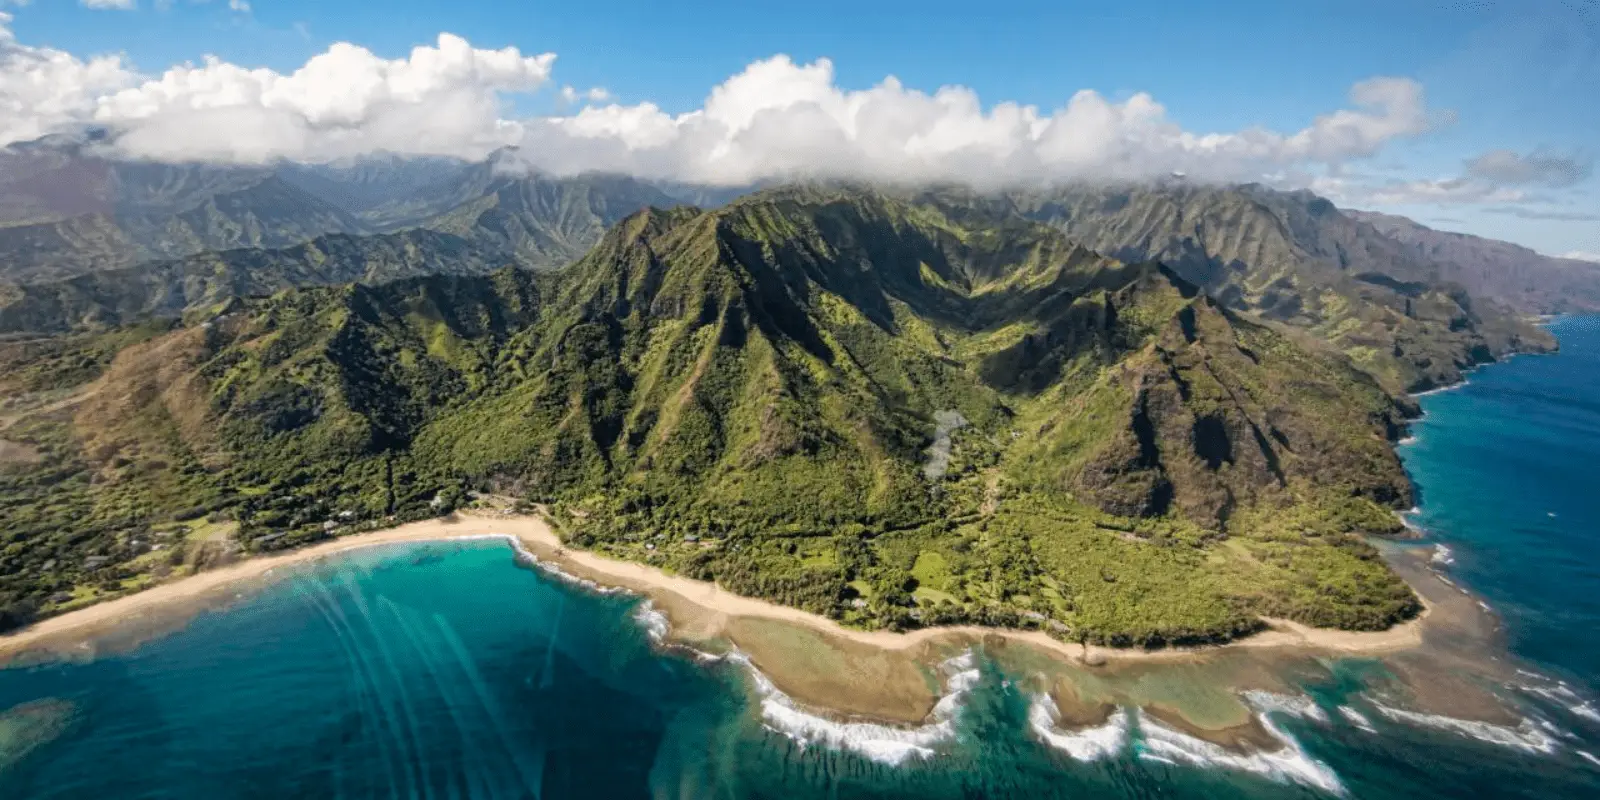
[0,187,1422,645]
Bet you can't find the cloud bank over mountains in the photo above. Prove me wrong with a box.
[3,16,1445,188]
[1,8,1593,256]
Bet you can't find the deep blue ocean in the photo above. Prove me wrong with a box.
[2,318,1600,799]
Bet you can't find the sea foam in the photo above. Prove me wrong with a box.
[632,601,670,643]
[1027,696,1130,761]
[1370,701,1560,754]
[1337,705,1376,733]
[1136,694,1345,796]
[1431,544,1456,566]
[1515,678,1600,725]
[487,533,977,767]
[737,650,978,766]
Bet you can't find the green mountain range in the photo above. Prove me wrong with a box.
[0,229,513,333]
[0,187,1426,644]
[928,183,1555,391]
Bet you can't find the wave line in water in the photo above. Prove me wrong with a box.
[1514,677,1600,726]
[1136,693,1345,796]
[734,650,977,767]
[1026,696,1130,761]
[1370,701,1560,754]
[1430,543,1455,566]
[1337,705,1376,733]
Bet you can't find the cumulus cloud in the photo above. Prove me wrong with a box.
[81,0,136,9]
[1,25,1446,183]
[90,34,555,163]
[0,13,138,146]
[1560,251,1600,263]
[1466,149,1591,187]
[503,60,1442,186]
[229,0,250,11]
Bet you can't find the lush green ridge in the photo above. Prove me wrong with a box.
[0,187,1421,645]
[0,229,517,333]
[918,183,1557,392]
[0,168,369,282]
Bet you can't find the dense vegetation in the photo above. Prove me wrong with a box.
[0,187,1428,645]
[914,183,1558,393]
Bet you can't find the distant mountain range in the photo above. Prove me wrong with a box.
[1346,209,1600,316]
[0,143,692,283]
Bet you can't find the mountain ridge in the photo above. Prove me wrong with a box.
[1346,209,1600,315]
[0,187,1421,645]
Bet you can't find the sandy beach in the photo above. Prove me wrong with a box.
[4,508,1532,744]
[0,510,1427,667]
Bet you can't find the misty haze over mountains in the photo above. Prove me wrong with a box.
[2,138,1595,371]
[2,136,1596,305]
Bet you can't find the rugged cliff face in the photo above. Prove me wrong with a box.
[0,187,1422,643]
[915,183,1557,392]
[1348,209,1600,316]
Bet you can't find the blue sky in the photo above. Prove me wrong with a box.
[3,0,1596,256]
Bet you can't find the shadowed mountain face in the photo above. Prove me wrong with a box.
[415,172,682,267]
[0,187,1422,644]
[1347,209,1600,316]
[0,153,371,283]
[908,183,1557,392]
[0,229,516,333]
[0,142,693,289]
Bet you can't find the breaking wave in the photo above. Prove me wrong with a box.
[1371,701,1560,754]
[738,650,979,766]
[632,601,670,643]
[1029,690,1344,794]
[1431,543,1456,566]
[1337,705,1376,733]
[1515,675,1600,725]
[1136,693,1345,796]
[1027,697,1130,761]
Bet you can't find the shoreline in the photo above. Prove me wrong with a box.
[0,511,1427,668]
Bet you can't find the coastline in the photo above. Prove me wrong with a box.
[0,510,1427,668]
[1,508,1551,760]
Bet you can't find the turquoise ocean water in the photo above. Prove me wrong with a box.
[3,318,1600,798]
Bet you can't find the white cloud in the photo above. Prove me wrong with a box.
[1,26,1446,183]
[229,0,250,11]
[558,85,609,104]
[1560,251,1600,263]
[81,0,136,9]
[0,13,138,146]
[1314,175,1529,207]
[504,59,1442,186]
[89,33,555,163]
[1465,149,1591,187]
